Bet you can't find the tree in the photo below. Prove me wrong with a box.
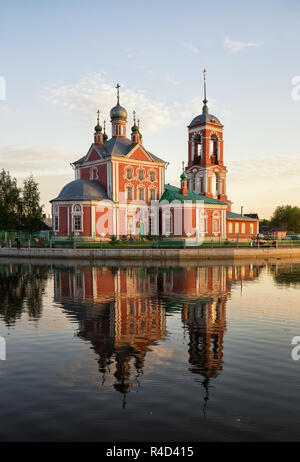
[0,169,22,229]
[270,205,300,233]
[0,170,46,231]
[21,174,45,231]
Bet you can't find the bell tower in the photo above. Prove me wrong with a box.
[185,70,229,207]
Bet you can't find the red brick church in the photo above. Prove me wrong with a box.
[51,75,258,241]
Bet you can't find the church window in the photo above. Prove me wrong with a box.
[197,138,202,157]
[138,187,145,201]
[126,186,133,200]
[138,169,144,180]
[54,215,59,231]
[235,223,239,234]
[229,222,233,233]
[74,204,81,212]
[162,210,172,236]
[241,223,246,234]
[74,216,81,231]
[150,188,156,201]
[150,171,156,181]
[200,215,207,233]
[250,223,254,234]
[213,213,220,233]
[126,167,133,179]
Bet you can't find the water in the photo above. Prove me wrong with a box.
[0,259,300,442]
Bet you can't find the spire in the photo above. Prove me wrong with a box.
[180,161,188,195]
[137,119,143,142]
[131,110,140,144]
[203,68,207,104]
[103,120,108,142]
[94,110,103,146]
[94,109,102,133]
[202,68,208,115]
[116,83,120,104]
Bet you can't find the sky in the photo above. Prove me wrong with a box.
[0,0,300,218]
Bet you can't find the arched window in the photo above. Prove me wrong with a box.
[125,167,133,179]
[126,185,133,200]
[73,204,81,213]
[210,134,219,164]
[197,137,202,157]
[150,170,156,182]
[199,210,207,234]
[53,204,59,231]
[73,204,82,231]
[212,212,220,234]
[211,174,217,196]
[162,209,172,236]
[137,169,145,181]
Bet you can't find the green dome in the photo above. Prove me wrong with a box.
[94,123,102,133]
[131,124,139,133]
[180,171,187,180]
[103,132,108,142]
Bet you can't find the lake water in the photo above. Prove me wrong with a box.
[0,259,300,442]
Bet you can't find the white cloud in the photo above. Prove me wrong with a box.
[41,72,212,133]
[181,42,199,54]
[224,36,263,54]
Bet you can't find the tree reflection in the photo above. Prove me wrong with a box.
[271,263,300,288]
[0,264,49,326]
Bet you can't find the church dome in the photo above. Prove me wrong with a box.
[189,111,222,127]
[180,171,187,180]
[51,180,108,202]
[110,103,127,121]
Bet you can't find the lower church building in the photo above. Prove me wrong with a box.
[51,77,258,241]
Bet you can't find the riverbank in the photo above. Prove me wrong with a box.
[1,247,300,261]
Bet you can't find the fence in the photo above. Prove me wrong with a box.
[0,230,51,248]
[1,231,300,249]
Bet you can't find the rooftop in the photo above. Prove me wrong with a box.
[160,184,228,205]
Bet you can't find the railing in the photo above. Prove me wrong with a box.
[1,234,300,250]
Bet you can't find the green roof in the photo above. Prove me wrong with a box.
[160,184,228,205]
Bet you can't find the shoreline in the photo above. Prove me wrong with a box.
[1,247,300,261]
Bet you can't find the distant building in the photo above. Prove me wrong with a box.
[271,228,287,240]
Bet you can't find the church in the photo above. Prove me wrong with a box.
[51,74,258,241]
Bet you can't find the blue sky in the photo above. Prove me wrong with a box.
[1,0,300,216]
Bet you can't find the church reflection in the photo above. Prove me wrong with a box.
[53,263,262,409]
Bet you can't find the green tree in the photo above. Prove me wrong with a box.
[0,169,22,229]
[270,205,300,233]
[21,174,45,231]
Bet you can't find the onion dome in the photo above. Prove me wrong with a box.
[131,110,139,133]
[180,171,187,180]
[110,103,127,121]
[94,110,102,132]
[110,83,127,121]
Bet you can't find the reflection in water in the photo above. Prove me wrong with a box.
[0,264,49,325]
[271,263,300,288]
[53,263,262,409]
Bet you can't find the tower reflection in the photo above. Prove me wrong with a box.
[53,263,262,409]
